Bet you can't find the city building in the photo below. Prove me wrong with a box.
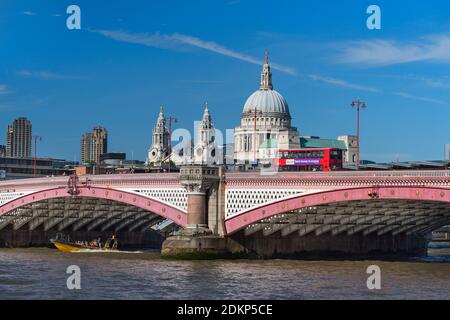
[337,135,358,164]
[146,106,169,165]
[80,126,108,164]
[0,145,5,157]
[445,143,450,161]
[143,53,358,169]
[234,52,300,164]
[100,152,126,165]
[147,101,236,167]
[6,117,32,158]
[0,157,76,179]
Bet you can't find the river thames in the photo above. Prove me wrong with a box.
[0,244,449,300]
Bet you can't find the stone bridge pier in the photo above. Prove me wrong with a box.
[161,164,229,257]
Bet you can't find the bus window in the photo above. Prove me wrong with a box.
[330,150,341,159]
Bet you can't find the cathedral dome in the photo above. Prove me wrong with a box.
[241,52,291,118]
[243,89,289,114]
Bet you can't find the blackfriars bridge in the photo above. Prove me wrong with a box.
[1,166,450,257]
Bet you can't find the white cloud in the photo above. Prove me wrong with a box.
[91,29,296,75]
[21,11,37,16]
[421,77,450,90]
[308,74,381,93]
[17,70,78,80]
[0,85,12,95]
[337,33,450,66]
[394,92,449,106]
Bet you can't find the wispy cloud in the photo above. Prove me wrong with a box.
[0,85,13,95]
[337,33,450,66]
[21,11,37,16]
[91,29,296,75]
[394,92,450,106]
[308,74,381,93]
[421,77,450,90]
[17,70,80,80]
[377,74,450,90]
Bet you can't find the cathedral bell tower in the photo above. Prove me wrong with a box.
[194,102,217,164]
[147,106,170,165]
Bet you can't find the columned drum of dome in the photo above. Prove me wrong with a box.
[234,52,300,164]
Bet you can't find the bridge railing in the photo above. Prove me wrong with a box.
[0,172,181,189]
[1,170,450,190]
[225,170,450,179]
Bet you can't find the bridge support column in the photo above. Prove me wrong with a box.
[186,192,207,229]
[162,165,229,258]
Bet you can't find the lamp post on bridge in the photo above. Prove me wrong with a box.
[32,135,42,177]
[350,99,366,170]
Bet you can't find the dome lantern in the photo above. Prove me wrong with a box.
[260,51,273,90]
[242,53,291,118]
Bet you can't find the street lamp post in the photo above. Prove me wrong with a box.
[351,99,366,170]
[32,135,43,177]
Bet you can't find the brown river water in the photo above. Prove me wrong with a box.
[0,244,449,300]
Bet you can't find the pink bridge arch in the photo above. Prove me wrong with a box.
[0,186,188,227]
[224,186,450,234]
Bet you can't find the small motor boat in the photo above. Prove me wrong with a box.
[50,233,118,253]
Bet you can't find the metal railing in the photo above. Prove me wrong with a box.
[1,169,449,190]
[225,170,450,179]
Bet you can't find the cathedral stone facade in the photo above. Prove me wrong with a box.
[234,52,300,164]
[193,103,217,164]
[146,106,169,165]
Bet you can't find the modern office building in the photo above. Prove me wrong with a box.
[5,117,32,158]
[445,143,450,161]
[80,126,108,164]
[0,157,76,180]
[0,145,5,157]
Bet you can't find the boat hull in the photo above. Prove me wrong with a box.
[51,240,99,253]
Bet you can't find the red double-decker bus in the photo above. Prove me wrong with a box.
[275,148,343,172]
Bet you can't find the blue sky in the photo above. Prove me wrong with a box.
[1,0,450,162]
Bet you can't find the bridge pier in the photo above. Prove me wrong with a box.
[186,191,207,228]
[161,165,230,258]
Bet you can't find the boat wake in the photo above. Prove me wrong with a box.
[73,249,143,254]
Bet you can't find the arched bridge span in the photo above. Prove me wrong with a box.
[225,186,450,237]
[0,186,187,233]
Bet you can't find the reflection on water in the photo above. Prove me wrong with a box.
[0,244,449,300]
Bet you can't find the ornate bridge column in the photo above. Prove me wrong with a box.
[161,165,228,258]
[179,164,220,232]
